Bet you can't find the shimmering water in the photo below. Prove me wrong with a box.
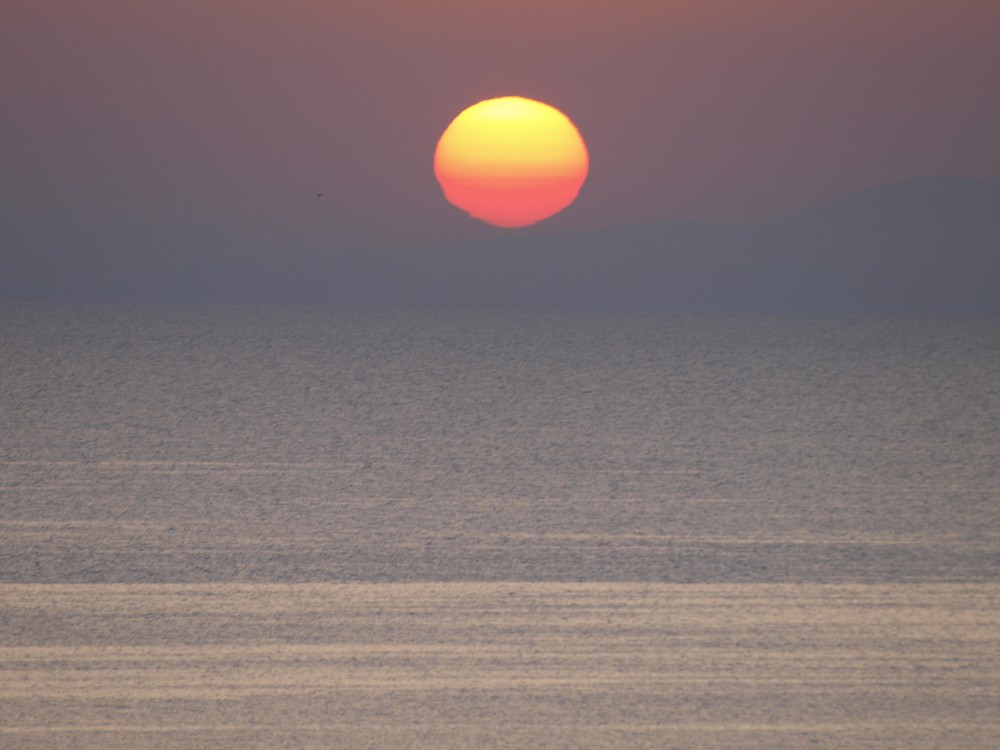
[2,305,999,747]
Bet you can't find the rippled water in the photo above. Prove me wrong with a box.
[2,305,999,747]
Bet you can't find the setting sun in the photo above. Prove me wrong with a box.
[434,96,589,228]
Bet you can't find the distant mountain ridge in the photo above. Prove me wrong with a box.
[3,176,998,313]
[334,176,1000,314]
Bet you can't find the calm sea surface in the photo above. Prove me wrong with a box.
[2,305,998,747]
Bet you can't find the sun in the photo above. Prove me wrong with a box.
[434,96,589,228]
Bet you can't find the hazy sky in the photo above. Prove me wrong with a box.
[3,0,999,291]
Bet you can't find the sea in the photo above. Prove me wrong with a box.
[1,304,998,748]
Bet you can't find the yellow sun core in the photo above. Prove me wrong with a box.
[434,96,589,228]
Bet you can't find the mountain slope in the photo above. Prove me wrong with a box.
[335,176,999,313]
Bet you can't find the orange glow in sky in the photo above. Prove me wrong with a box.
[434,97,589,228]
